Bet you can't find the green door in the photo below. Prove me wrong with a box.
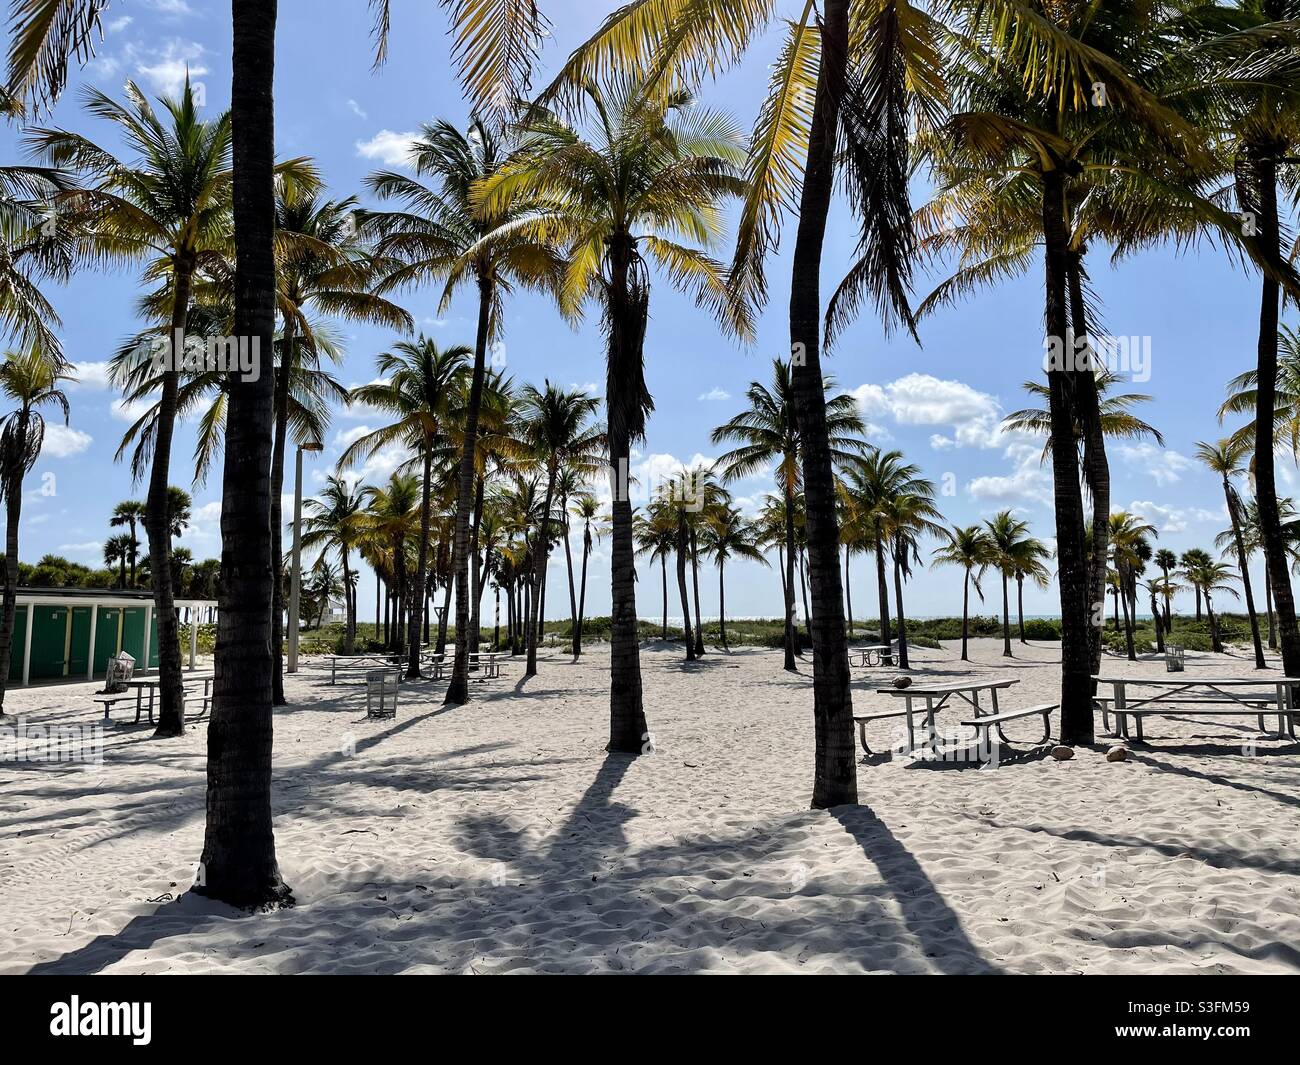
[148,613,160,669]
[7,605,26,682]
[30,605,71,679]
[121,607,146,665]
[93,607,121,677]
[68,606,93,678]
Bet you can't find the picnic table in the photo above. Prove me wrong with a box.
[327,653,405,684]
[855,677,1022,755]
[1093,674,1300,743]
[96,672,214,725]
[850,643,895,667]
[470,651,504,679]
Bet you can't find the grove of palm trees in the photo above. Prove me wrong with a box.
[2,0,1300,998]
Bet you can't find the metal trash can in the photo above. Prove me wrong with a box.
[366,669,400,719]
[103,651,136,693]
[1165,644,1185,672]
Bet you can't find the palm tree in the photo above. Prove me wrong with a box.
[635,506,676,640]
[700,503,766,650]
[1109,512,1158,662]
[883,488,943,669]
[0,344,69,714]
[711,358,868,671]
[515,382,603,676]
[984,511,1035,659]
[1196,438,1266,668]
[932,525,992,662]
[103,534,130,588]
[571,493,604,656]
[1183,557,1240,654]
[479,79,750,753]
[1181,548,1213,621]
[362,117,564,707]
[360,473,422,652]
[1009,534,1052,645]
[301,474,366,654]
[109,499,145,585]
[345,339,469,677]
[1154,547,1179,635]
[1002,371,1164,460]
[28,77,238,738]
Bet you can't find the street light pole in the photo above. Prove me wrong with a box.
[287,440,323,673]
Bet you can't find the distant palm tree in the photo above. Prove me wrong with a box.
[1008,534,1052,645]
[103,535,131,588]
[1109,512,1158,661]
[932,525,993,662]
[883,489,943,669]
[301,474,366,654]
[109,499,145,585]
[984,511,1038,659]
[712,358,868,671]
[700,503,767,650]
[1196,438,1266,668]
[360,474,422,654]
[1183,557,1240,654]
[1180,548,1213,621]
[1153,548,1179,635]
[635,507,676,641]
[345,339,469,677]
[0,345,70,714]
[571,493,604,656]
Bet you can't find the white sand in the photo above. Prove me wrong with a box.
[2,637,1298,974]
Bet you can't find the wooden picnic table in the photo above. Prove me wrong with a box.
[1093,674,1300,743]
[850,644,895,667]
[112,672,213,724]
[857,677,1020,755]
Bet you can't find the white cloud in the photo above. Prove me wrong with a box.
[698,387,730,402]
[1127,499,1188,535]
[929,434,955,451]
[68,361,113,390]
[108,15,133,32]
[135,39,209,98]
[147,0,195,14]
[333,425,373,448]
[968,467,1052,507]
[58,541,102,555]
[347,99,368,119]
[849,374,1008,449]
[111,397,150,423]
[1119,443,1195,486]
[43,425,93,458]
[355,129,420,168]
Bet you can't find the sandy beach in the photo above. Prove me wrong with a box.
[2,638,1298,975]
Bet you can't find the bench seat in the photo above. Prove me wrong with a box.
[959,703,1056,746]
[853,703,939,755]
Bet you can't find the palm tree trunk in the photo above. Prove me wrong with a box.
[1152,592,1166,654]
[197,0,290,909]
[1224,479,1267,669]
[1207,593,1222,653]
[146,258,193,738]
[341,547,354,655]
[1042,168,1093,745]
[493,583,500,650]
[446,275,492,704]
[1016,574,1027,643]
[437,579,452,654]
[0,422,27,715]
[690,526,705,655]
[789,0,855,808]
[799,549,812,631]
[577,527,590,655]
[1266,567,1277,649]
[526,463,557,676]
[563,511,578,657]
[873,531,891,646]
[718,564,728,650]
[268,314,295,706]
[1119,567,1136,660]
[844,546,854,639]
[892,545,909,670]
[1000,571,1012,657]
[469,476,485,649]
[676,529,695,662]
[406,446,433,678]
[505,576,514,653]
[781,484,798,669]
[660,553,667,637]
[960,568,970,662]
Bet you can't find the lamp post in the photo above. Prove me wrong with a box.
[287,440,323,673]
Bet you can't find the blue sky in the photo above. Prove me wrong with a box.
[1,0,1281,623]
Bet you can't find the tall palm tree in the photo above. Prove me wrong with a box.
[932,525,992,662]
[700,503,766,650]
[1196,438,1266,668]
[515,382,603,676]
[28,78,238,738]
[1109,512,1158,661]
[360,472,422,653]
[1009,533,1052,645]
[635,506,676,640]
[1183,556,1240,654]
[571,492,604,656]
[882,488,943,669]
[362,117,564,706]
[1154,547,1179,635]
[109,498,144,585]
[711,358,867,671]
[479,79,750,753]
[0,344,69,714]
[301,474,366,654]
[103,534,130,588]
[1181,548,1213,621]
[984,511,1036,659]
[345,339,469,678]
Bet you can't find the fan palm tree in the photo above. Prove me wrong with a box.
[362,117,565,706]
[301,474,366,654]
[108,498,144,585]
[27,77,240,738]
[932,525,992,662]
[711,358,868,671]
[515,382,603,676]
[1154,547,1179,635]
[103,534,130,588]
[345,339,469,677]
[1196,438,1266,668]
[477,78,750,753]
[700,503,766,650]
[0,344,70,714]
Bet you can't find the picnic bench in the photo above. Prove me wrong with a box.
[327,653,405,684]
[96,672,213,724]
[959,703,1056,748]
[850,643,895,667]
[854,677,1021,755]
[1093,674,1300,743]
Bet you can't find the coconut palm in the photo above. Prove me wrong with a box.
[570,492,605,656]
[984,511,1035,659]
[933,525,993,662]
[1002,371,1164,460]
[477,78,750,752]
[1109,512,1158,661]
[1181,547,1213,621]
[1008,534,1052,645]
[700,503,766,650]
[362,117,565,706]
[103,534,130,588]
[345,339,469,677]
[1196,438,1266,668]
[0,344,69,714]
[635,506,677,640]
[360,473,422,653]
[27,77,240,738]
[1183,556,1240,654]
[301,474,367,655]
[108,498,144,585]
[1153,547,1179,634]
[711,358,868,671]
[882,488,943,669]
[515,382,603,676]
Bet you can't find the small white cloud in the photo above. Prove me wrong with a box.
[333,424,373,448]
[347,98,368,119]
[68,361,113,390]
[108,15,133,32]
[58,541,102,555]
[355,129,420,168]
[136,39,209,98]
[929,434,954,451]
[111,397,151,423]
[698,387,730,402]
[42,425,93,458]
[1127,499,1188,534]
[968,467,1051,507]
[1119,443,1194,486]
[146,0,194,14]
